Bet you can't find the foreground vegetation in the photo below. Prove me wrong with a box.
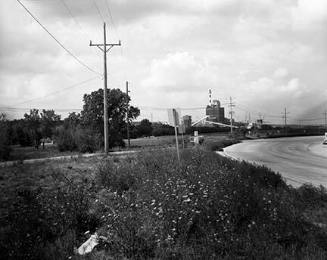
[1,149,327,259]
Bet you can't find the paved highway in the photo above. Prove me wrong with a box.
[222,136,327,187]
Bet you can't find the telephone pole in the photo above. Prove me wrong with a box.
[229,97,235,134]
[282,108,290,135]
[126,81,131,148]
[90,23,121,153]
[323,110,327,131]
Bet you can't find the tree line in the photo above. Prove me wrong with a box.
[0,88,181,160]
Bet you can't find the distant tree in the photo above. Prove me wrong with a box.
[0,113,11,160]
[81,88,140,148]
[152,122,175,136]
[23,109,41,148]
[137,119,153,137]
[40,109,61,139]
[63,112,80,129]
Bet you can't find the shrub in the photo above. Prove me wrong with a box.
[55,127,77,152]
[96,158,137,194]
[0,170,99,260]
[75,128,102,153]
[55,127,102,153]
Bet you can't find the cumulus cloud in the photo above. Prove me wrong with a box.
[0,0,326,123]
[274,68,288,78]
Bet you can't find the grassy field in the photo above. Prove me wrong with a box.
[6,132,232,162]
[1,148,327,259]
[8,144,80,161]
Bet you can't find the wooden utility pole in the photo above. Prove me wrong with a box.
[90,23,121,153]
[323,110,327,131]
[173,109,180,162]
[282,108,290,135]
[229,97,235,134]
[126,81,131,148]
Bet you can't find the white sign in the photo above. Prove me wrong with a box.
[167,108,181,127]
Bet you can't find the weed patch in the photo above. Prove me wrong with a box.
[1,149,327,259]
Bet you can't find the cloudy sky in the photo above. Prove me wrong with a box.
[1,0,327,124]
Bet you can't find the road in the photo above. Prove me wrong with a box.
[222,136,327,187]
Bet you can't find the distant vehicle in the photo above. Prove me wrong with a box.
[323,133,327,145]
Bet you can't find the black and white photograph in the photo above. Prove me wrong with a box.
[0,0,327,259]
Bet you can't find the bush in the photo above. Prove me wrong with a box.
[0,170,99,260]
[55,127,77,152]
[55,127,102,153]
[75,128,102,153]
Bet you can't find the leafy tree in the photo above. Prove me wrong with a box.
[152,122,175,136]
[137,119,153,137]
[63,112,80,129]
[0,113,11,160]
[40,109,61,139]
[23,109,42,148]
[81,88,140,148]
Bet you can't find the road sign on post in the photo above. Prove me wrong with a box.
[168,108,181,127]
[167,108,181,162]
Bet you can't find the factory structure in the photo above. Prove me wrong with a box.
[181,90,227,129]
[205,89,225,124]
[182,115,192,129]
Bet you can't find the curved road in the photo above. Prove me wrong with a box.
[223,136,327,187]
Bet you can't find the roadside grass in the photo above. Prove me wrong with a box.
[8,144,80,161]
[1,149,327,259]
[127,135,186,148]
[6,133,231,162]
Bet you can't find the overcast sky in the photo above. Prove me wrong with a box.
[1,0,326,123]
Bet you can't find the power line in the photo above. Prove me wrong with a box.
[103,0,118,35]
[300,117,325,121]
[59,0,93,42]
[9,76,100,107]
[91,0,105,22]
[0,107,82,112]
[16,0,101,76]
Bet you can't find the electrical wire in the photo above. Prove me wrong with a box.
[59,0,91,41]
[91,0,105,22]
[103,0,118,38]
[10,77,100,107]
[16,0,101,76]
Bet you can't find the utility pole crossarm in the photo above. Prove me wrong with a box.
[89,40,121,48]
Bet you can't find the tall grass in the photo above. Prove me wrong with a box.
[1,149,327,259]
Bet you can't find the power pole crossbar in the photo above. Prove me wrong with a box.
[90,23,121,154]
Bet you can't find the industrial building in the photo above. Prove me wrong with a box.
[182,115,192,129]
[205,90,225,123]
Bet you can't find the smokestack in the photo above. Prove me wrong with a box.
[209,89,212,106]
